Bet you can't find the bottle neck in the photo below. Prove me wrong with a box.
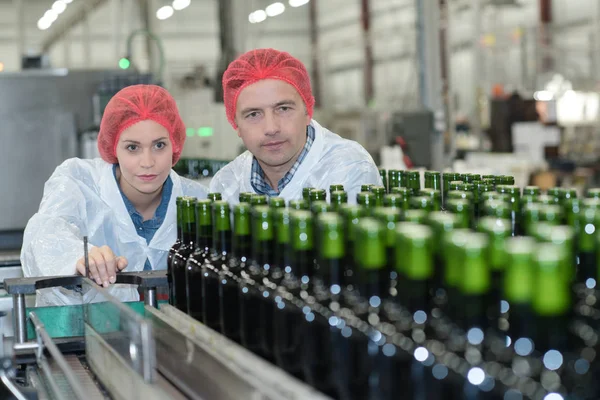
[196,225,212,249]
[233,233,251,260]
[182,222,196,246]
[213,229,232,255]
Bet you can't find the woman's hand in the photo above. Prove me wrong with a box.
[76,245,128,287]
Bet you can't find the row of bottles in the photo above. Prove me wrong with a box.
[166,175,600,400]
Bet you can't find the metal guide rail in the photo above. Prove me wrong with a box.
[0,271,331,400]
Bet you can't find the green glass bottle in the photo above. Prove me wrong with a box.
[483,199,511,221]
[330,190,348,211]
[311,201,333,216]
[407,171,421,196]
[251,194,268,206]
[379,169,388,192]
[398,170,408,188]
[410,196,434,212]
[241,206,275,359]
[404,209,428,224]
[578,207,600,285]
[289,199,309,210]
[171,197,197,311]
[586,188,600,199]
[208,192,222,202]
[446,199,471,229]
[239,192,253,203]
[269,196,286,209]
[168,196,185,273]
[419,188,442,211]
[442,229,470,319]
[374,207,402,297]
[357,191,376,211]
[383,194,403,209]
[303,187,315,202]
[371,186,386,207]
[523,186,541,196]
[547,187,563,205]
[329,184,344,194]
[396,223,434,314]
[201,201,231,331]
[186,199,213,320]
[523,203,543,236]
[219,203,252,343]
[309,188,327,204]
[427,212,460,305]
[539,205,563,225]
[388,170,401,190]
[535,224,575,285]
[458,232,490,331]
[273,210,313,377]
[449,181,464,191]
[478,217,511,325]
[503,237,536,341]
[446,190,474,204]
[425,171,442,191]
[532,243,572,352]
[361,184,372,192]
[339,205,366,289]
[537,194,555,206]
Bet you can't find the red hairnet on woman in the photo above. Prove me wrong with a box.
[20,84,208,306]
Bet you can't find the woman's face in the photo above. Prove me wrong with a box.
[115,120,173,196]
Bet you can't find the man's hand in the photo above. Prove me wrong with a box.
[76,245,128,287]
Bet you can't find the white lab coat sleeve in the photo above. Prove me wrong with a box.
[329,160,383,204]
[209,164,243,204]
[179,175,210,199]
[20,169,98,279]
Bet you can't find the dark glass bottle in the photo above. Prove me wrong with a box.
[167,196,184,304]
[171,197,197,311]
[379,169,387,192]
[329,184,345,194]
[239,206,275,359]
[185,199,213,320]
[273,210,313,379]
[201,201,232,332]
[219,203,251,344]
[301,212,344,396]
[419,188,442,211]
[339,204,366,290]
[357,191,376,212]
[477,217,510,329]
[374,207,402,298]
[311,200,333,216]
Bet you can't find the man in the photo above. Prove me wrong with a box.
[210,48,382,204]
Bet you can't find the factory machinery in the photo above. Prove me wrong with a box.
[0,270,327,400]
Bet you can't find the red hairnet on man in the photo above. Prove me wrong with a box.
[210,48,382,204]
[20,84,208,306]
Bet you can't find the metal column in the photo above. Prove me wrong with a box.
[539,0,553,73]
[470,0,483,150]
[309,0,322,108]
[361,0,374,106]
[13,294,26,344]
[13,0,25,70]
[415,0,446,170]
[82,12,92,67]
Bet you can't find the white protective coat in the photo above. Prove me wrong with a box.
[210,119,383,204]
[20,158,209,306]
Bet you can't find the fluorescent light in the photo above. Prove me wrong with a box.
[156,5,174,20]
[37,17,52,30]
[534,90,553,101]
[52,1,67,14]
[266,2,285,17]
[44,9,58,23]
[63,0,73,3]
[289,0,309,7]
[249,10,267,23]
[172,0,191,11]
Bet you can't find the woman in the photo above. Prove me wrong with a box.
[20,84,208,306]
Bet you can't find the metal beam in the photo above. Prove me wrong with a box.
[40,0,109,52]
[361,0,374,106]
[310,0,322,108]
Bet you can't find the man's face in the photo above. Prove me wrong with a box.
[235,79,311,170]
[115,120,173,195]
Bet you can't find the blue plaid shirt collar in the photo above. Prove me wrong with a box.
[250,125,315,196]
